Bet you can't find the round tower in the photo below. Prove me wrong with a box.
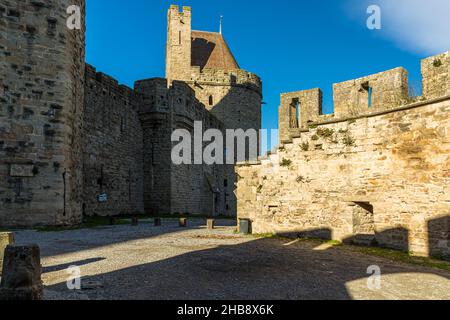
[0,0,86,227]
[165,5,262,216]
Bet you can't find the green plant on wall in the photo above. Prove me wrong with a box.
[301,142,309,151]
[433,59,443,68]
[316,127,335,139]
[342,134,356,147]
[280,158,292,167]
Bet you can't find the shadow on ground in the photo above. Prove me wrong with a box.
[43,225,450,300]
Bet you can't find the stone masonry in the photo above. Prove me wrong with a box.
[0,0,85,227]
[0,3,262,226]
[165,5,263,215]
[237,51,450,259]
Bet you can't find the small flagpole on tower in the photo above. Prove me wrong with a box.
[219,15,223,34]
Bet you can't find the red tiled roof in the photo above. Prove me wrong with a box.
[191,31,240,71]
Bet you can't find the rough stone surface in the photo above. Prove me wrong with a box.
[82,65,144,217]
[0,3,261,226]
[135,79,230,216]
[0,0,86,227]
[11,222,450,300]
[238,51,450,259]
[165,5,262,215]
[0,244,42,300]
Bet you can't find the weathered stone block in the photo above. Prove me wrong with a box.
[0,244,43,300]
[9,164,34,177]
[207,219,215,230]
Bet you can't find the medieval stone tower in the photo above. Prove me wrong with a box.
[0,0,86,227]
[165,5,262,135]
[164,5,263,215]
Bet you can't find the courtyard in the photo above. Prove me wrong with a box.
[10,219,450,300]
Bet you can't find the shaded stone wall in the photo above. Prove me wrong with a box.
[82,65,144,217]
[165,5,262,216]
[134,78,172,215]
[237,51,450,259]
[135,79,229,216]
[0,0,85,227]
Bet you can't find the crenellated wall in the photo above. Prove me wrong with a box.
[0,3,260,227]
[279,52,449,144]
[0,0,86,227]
[238,51,450,259]
[422,51,449,99]
[82,65,144,217]
[135,78,231,216]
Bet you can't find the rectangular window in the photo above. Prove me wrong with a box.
[291,98,300,128]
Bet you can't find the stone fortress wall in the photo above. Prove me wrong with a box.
[0,2,262,226]
[0,0,86,227]
[135,78,229,216]
[83,65,144,217]
[165,5,263,215]
[237,51,450,259]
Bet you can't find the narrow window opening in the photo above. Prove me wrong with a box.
[224,179,228,187]
[361,82,373,108]
[178,31,182,45]
[209,95,213,106]
[120,117,125,133]
[291,98,300,128]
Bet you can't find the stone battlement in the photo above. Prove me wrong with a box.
[86,64,136,102]
[190,67,263,96]
[279,51,449,143]
[237,94,450,259]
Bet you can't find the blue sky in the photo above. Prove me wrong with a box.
[86,0,449,149]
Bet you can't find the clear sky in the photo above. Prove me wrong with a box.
[86,0,449,149]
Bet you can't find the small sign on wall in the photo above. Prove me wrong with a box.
[97,193,108,203]
[10,164,34,177]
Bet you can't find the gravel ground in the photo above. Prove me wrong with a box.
[9,218,450,300]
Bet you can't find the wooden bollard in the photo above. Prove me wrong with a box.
[0,232,15,276]
[154,218,161,226]
[179,218,187,227]
[0,244,43,300]
[131,217,139,226]
[109,216,117,225]
[207,219,215,230]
